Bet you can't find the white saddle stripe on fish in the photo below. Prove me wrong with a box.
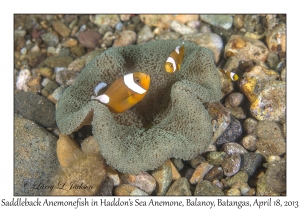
[230,72,235,81]
[124,73,146,94]
[166,57,177,72]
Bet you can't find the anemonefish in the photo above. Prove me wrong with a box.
[220,69,239,81]
[91,72,150,113]
[165,42,185,73]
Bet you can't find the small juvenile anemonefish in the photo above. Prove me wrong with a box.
[165,42,185,73]
[91,72,150,113]
[220,69,239,81]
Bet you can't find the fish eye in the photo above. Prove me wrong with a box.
[169,64,173,67]
[135,78,141,83]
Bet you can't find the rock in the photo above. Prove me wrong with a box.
[139,14,174,29]
[183,167,195,181]
[120,14,131,21]
[27,74,41,87]
[97,176,114,196]
[14,92,56,128]
[186,20,200,29]
[240,153,262,176]
[156,31,180,40]
[257,160,286,195]
[256,139,286,156]
[171,158,184,171]
[173,15,199,23]
[77,31,102,48]
[203,166,224,182]
[113,30,136,47]
[106,166,120,186]
[190,162,214,185]
[183,33,223,63]
[62,38,78,48]
[226,171,248,188]
[266,22,286,52]
[55,70,79,87]
[170,20,197,35]
[243,15,259,32]
[241,134,257,151]
[266,52,280,70]
[194,180,224,196]
[16,69,31,91]
[188,154,206,168]
[52,20,70,37]
[70,46,86,57]
[231,182,252,195]
[91,14,120,28]
[216,116,242,146]
[228,107,246,120]
[200,15,233,30]
[207,151,226,166]
[255,120,285,141]
[281,67,286,81]
[219,69,234,96]
[14,114,59,195]
[47,86,66,104]
[166,177,192,196]
[114,184,148,196]
[166,159,181,180]
[41,32,59,47]
[224,35,269,62]
[137,25,154,44]
[233,14,244,29]
[226,188,241,195]
[152,160,173,195]
[41,80,59,97]
[243,118,258,135]
[223,142,248,155]
[99,31,114,48]
[224,92,244,108]
[36,67,54,79]
[221,153,241,177]
[120,172,156,195]
[250,81,286,122]
[45,55,74,68]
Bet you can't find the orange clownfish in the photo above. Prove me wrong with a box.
[91,72,150,113]
[220,69,239,81]
[165,42,185,73]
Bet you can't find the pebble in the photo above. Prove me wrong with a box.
[27,74,41,87]
[207,151,226,166]
[190,162,214,185]
[14,114,59,195]
[241,134,257,151]
[207,102,231,143]
[120,14,131,21]
[62,38,78,48]
[194,180,224,196]
[218,69,234,96]
[16,69,31,91]
[91,14,120,28]
[226,188,241,196]
[56,134,82,167]
[216,116,242,146]
[113,30,137,47]
[139,14,174,29]
[115,21,123,31]
[231,182,251,195]
[200,15,233,30]
[171,158,184,171]
[166,177,192,196]
[183,33,223,63]
[98,25,113,35]
[155,31,180,40]
[173,15,199,23]
[120,172,156,195]
[280,67,286,81]
[45,55,74,68]
[36,67,54,79]
[137,25,154,44]
[221,153,241,177]
[203,166,224,182]
[256,139,286,156]
[266,52,280,70]
[41,32,59,47]
[243,15,259,32]
[41,80,59,97]
[243,118,258,135]
[226,171,248,188]
[97,177,114,196]
[224,92,244,108]
[266,22,286,52]
[233,14,244,29]
[151,160,173,195]
[166,159,181,180]
[106,166,120,186]
[240,153,262,176]
[77,31,102,48]
[223,142,248,155]
[14,91,56,128]
[187,154,206,168]
[183,167,195,181]
[228,107,246,119]
[55,70,79,87]
[99,31,114,48]
[170,20,197,35]
[52,20,70,37]
[224,35,269,62]
[255,120,284,141]
[250,81,286,122]
[186,20,200,29]
[114,184,148,196]
[47,86,67,104]
[256,160,286,195]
